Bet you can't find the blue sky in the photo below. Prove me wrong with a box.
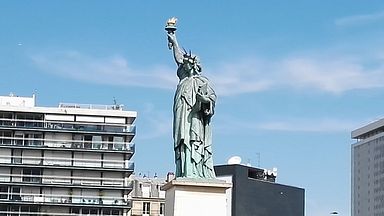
[2,1,384,215]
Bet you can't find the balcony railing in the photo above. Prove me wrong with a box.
[0,118,136,134]
[0,155,134,170]
[59,103,124,111]
[0,192,130,206]
[131,209,165,216]
[0,136,135,152]
[0,212,103,216]
[0,211,124,216]
[0,173,132,188]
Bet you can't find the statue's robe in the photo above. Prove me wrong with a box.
[173,72,216,178]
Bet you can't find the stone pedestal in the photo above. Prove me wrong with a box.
[161,178,232,216]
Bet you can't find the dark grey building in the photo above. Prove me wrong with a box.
[215,164,305,216]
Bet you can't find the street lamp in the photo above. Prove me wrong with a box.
[330,211,338,215]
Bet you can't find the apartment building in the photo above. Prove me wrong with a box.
[352,119,384,216]
[128,176,166,216]
[0,94,136,216]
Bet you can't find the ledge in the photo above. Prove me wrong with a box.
[161,178,231,191]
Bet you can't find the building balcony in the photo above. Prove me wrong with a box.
[0,192,131,207]
[131,209,164,216]
[0,173,133,189]
[0,156,134,171]
[0,136,135,153]
[0,210,126,216]
[0,118,136,134]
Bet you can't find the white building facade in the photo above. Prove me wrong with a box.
[352,119,384,216]
[128,176,166,216]
[0,95,136,215]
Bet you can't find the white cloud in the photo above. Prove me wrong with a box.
[335,10,384,26]
[32,51,176,90]
[216,116,360,133]
[205,59,274,96]
[31,50,384,96]
[280,56,384,93]
[207,54,384,96]
[256,118,358,132]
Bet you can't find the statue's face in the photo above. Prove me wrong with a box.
[182,54,202,76]
[183,58,194,75]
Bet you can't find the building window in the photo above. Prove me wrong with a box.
[112,210,120,215]
[71,207,80,214]
[102,136,114,150]
[82,208,98,215]
[15,113,43,128]
[10,187,21,201]
[143,202,150,215]
[10,205,20,214]
[12,132,43,146]
[0,205,6,212]
[160,203,165,215]
[102,209,121,215]
[12,149,22,164]
[22,168,41,183]
[142,185,150,198]
[25,133,43,146]
[84,135,92,149]
[0,186,8,199]
[0,131,12,145]
[92,135,102,149]
[113,136,124,150]
[0,112,12,126]
[21,205,38,214]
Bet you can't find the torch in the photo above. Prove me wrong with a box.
[165,17,178,49]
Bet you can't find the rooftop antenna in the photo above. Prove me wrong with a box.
[33,89,37,105]
[256,152,261,167]
[113,97,117,105]
[246,159,251,167]
[113,97,120,110]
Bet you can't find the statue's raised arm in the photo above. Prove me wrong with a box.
[165,17,184,66]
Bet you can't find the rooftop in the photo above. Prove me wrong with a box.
[0,94,136,118]
[351,118,384,139]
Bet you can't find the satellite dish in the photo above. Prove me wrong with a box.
[227,156,242,165]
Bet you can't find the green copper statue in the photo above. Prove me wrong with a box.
[166,17,216,179]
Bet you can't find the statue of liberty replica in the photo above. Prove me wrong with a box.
[165,17,217,179]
